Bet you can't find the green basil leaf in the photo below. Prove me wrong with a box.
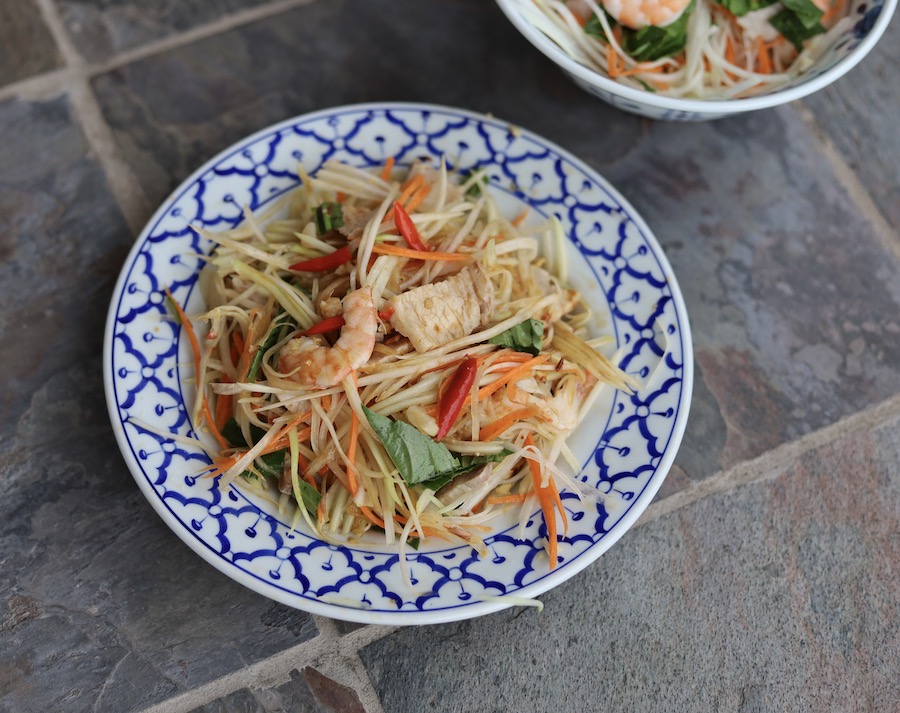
[221,418,268,448]
[780,0,825,26]
[624,0,695,62]
[407,537,420,551]
[295,478,321,515]
[488,319,544,356]
[423,450,514,491]
[254,450,285,479]
[363,406,460,485]
[713,0,777,16]
[584,13,611,41]
[769,8,825,50]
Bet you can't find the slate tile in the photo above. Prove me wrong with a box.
[803,16,900,228]
[0,96,131,444]
[0,97,318,712]
[360,410,900,712]
[188,668,365,713]
[0,2,63,87]
[598,108,900,476]
[90,0,635,213]
[53,0,275,62]
[89,0,900,491]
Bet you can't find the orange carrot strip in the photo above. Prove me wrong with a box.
[487,492,530,505]
[166,288,230,451]
[347,373,360,496]
[479,406,542,442]
[756,37,771,74]
[511,207,529,227]
[606,43,617,78]
[381,156,395,182]
[403,182,431,215]
[360,505,385,529]
[336,191,347,203]
[384,174,425,223]
[475,355,550,403]
[524,434,558,569]
[214,388,233,431]
[371,244,472,262]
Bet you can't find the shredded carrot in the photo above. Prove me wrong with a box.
[617,62,664,78]
[479,406,542,442]
[487,492,530,505]
[384,174,425,223]
[230,330,244,368]
[380,156,395,182]
[371,244,472,262]
[474,355,550,403]
[606,43,618,78]
[165,288,230,451]
[347,373,360,496]
[511,207,529,227]
[524,434,559,569]
[756,37,771,74]
[336,191,347,203]
[214,384,233,431]
[360,505,385,529]
[403,182,431,215]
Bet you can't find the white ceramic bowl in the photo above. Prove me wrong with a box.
[495,0,897,120]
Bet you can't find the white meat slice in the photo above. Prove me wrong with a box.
[388,263,494,352]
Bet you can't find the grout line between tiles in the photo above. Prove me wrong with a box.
[136,622,398,713]
[637,390,900,527]
[32,0,153,235]
[793,101,900,260]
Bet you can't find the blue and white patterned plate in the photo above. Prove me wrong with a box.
[104,103,693,624]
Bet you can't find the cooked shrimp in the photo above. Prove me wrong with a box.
[600,0,692,29]
[278,287,376,388]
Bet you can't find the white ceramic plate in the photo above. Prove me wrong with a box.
[104,103,693,624]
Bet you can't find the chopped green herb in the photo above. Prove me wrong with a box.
[407,537,420,551]
[624,0,695,62]
[363,406,460,485]
[314,202,344,236]
[164,293,183,325]
[712,0,777,16]
[423,450,514,491]
[488,319,544,356]
[295,478,321,515]
[780,0,825,26]
[584,12,612,42]
[248,312,295,382]
[769,7,825,50]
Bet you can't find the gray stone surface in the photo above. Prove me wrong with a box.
[361,411,900,713]
[0,2,63,87]
[90,0,900,489]
[54,0,275,62]
[804,16,900,228]
[189,668,365,713]
[0,97,317,713]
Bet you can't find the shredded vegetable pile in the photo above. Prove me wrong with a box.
[170,156,637,571]
[511,0,855,98]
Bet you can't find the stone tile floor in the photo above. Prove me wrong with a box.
[0,1,897,711]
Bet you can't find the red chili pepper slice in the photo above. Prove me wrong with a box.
[304,315,345,336]
[289,245,352,272]
[392,201,429,252]
[435,357,479,441]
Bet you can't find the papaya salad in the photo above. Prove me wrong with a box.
[509,0,856,98]
[167,156,636,571]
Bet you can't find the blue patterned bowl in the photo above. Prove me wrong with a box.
[496,0,896,120]
[104,103,693,624]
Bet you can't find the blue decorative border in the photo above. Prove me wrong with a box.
[104,104,693,624]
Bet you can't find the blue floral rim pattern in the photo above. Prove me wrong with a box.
[103,103,693,624]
